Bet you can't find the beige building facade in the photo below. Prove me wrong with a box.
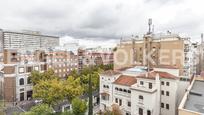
[114,33,191,76]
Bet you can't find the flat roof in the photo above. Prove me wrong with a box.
[184,80,204,113]
[121,66,147,75]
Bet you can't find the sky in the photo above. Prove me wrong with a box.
[0,0,203,47]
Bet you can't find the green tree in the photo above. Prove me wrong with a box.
[68,69,79,79]
[63,76,84,101]
[60,111,74,115]
[20,104,53,115]
[30,69,58,85]
[72,98,87,115]
[33,79,64,106]
[88,74,93,115]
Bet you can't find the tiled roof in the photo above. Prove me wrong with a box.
[137,71,179,80]
[101,70,121,76]
[156,65,178,69]
[113,75,137,86]
[200,71,204,77]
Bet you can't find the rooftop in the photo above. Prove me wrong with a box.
[120,66,147,76]
[184,80,204,113]
[156,65,178,69]
[137,71,179,80]
[200,71,204,77]
[101,70,121,76]
[113,75,137,86]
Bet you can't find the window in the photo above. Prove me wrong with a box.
[126,112,131,115]
[119,99,122,106]
[166,82,170,86]
[140,47,142,51]
[161,103,164,108]
[27,66,33,73]
[147,110,151,115]
[115,87,118,91]
[139,108,143,115]
[128,90,131,93]
[161,90,164,95]
[102,96,107,100]
[140,81,144,85]
[19,67,24,73]
[161,81,164,85]
[20,92,24,101]
[115,98,118,103]
[119,88,123,91]
[34,66,39,71]
[27,77,32,84]
[19,78,24,85]
[149,83,152,89]
[127,101,131,107]
[166,104,169,109]
[124,89,127,93]
[139,95,143,100]
[166,91,169,96]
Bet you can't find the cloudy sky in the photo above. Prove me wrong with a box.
[0,0,203,47]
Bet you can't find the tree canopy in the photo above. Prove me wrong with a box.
[33,79,64,106]
[71,98,87,115]
[62,76,84,101]
[20,104,53,115]
[30,69,58,85]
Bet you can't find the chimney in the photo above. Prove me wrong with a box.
[145,72,148,78]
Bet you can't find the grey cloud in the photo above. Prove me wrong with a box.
[0,0,203,41]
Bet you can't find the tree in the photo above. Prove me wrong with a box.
[60,111,74,115]
[33,79,64,106]
[30,69,58,85]
[68,69,79,79]
[111,104,122,115]
[63,76,84,101]
[88,74,93,115]
[113,47,117,52]
[20,104,53,115]
[72,98,87,115]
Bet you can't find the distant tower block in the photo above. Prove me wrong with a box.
[148,18,152,34]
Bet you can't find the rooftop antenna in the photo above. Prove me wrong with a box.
[148,18,152,34]
[120,37,122,46]
[152,25,154,34]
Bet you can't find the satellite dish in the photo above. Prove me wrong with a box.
[0,64,4,71]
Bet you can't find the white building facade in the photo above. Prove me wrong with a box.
[0,29,59,51]
[100,67,183,115]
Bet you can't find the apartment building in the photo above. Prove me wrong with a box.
[78,48,86,71]
[197,35,204,74]
[46,50,78,78]
[86,47,114,66]
[1,49,47,102]
[100,66,187,115]
[178,75,204,115]
[0,29,59,51]
[114,33,192,77]
[78,48,114,71]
